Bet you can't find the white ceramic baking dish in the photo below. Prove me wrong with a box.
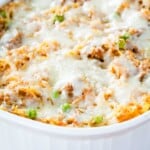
[0,110,149,150]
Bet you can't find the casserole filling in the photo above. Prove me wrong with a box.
[0,0,149,127]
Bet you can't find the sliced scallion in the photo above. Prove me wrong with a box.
[27,109,37,119]
[53,15,65,24]
[52,90,60,99]
[91,115,103,124]
[61,103,71,112]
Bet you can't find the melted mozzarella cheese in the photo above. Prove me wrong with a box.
[0,0,149,127]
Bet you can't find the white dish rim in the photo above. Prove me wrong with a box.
[0,110,149,138]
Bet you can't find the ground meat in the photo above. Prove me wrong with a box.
[140,59,150,72]
[64,84,74,97]
[6,31,22,50]
[87,47,104,62]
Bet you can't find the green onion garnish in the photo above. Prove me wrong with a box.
[113,12,121,19]
[52,90,60,99]
[120,32,130,41]
[53,15,65,24]
[118,38,126,49]
[91,116,103,124]
[61,103,71,112]
[27,109,37,119]
[0,10,7,18]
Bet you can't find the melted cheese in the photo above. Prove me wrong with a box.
[0,0,149,127]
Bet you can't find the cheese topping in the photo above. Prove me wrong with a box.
[0,0,149,127]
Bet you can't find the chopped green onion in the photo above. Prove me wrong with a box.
[61,103,71,112]
[53,15,65,24]
[27,109,37,119]
[118,38,126,49]
[91,116,103,124]
[0,10,7,18]
[52,90,60,99]
[113,12,121,19]
[120,32,130,41]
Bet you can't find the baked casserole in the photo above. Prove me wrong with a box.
[0,0,150,127]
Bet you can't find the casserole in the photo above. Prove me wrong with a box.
[0,0,150,149]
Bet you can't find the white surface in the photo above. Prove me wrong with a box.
[0,110,149,150]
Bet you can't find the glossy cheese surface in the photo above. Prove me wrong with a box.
[0,0,149,127]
